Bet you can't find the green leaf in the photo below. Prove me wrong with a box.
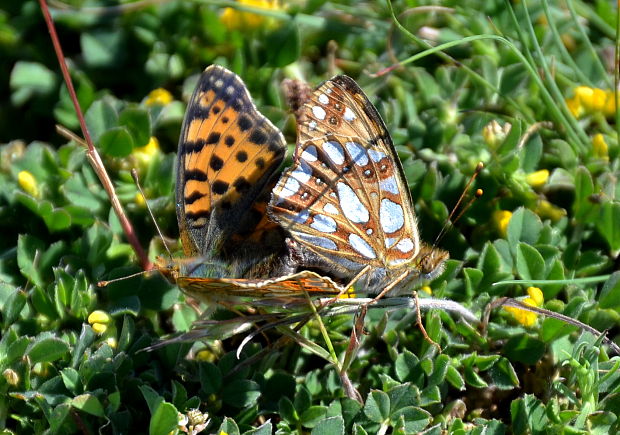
[488,357,519,389]
[99,126,135,157]
[10,61,57,105]
[199,362,222,395]
[243,421,273,435]
[218,417,241,435]
[27,337,70,364]
[311,416,345,435]
[504,335,545,365]
[515,243,545,280]
[71,394,105,417]
[364,390,390,423]
[507,208,542,249]
[597,202,620,252]
[222,379,261,408]
[85,99,119,143]
[149,401,178,435]
[391,406,431,434]
[300,405,328,428]
[394,349,420,382]
[17,234,45,288]
[140,385,164,415]
[599,272,620,310]
[266,20,300,67]
[279,396,299,424]
[119,107,151,148]
[81,30,124,68]
[2,288,27,327]
[573,167,595,222]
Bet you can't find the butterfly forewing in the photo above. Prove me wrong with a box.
[270,76,421,280]
[177,65,287,273]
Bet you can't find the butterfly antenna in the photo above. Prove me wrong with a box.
[433,162,484,246]
[98,269,151,287]
[131,169,173,259]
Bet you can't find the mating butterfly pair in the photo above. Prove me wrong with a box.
[161,65,448,304]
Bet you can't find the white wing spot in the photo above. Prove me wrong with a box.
[349,234,376,259]
[296,233,337,250]
[385,237,397,249]
[214,79,224,89]
[344,107,356,122]
[396,238,414,253]
[292,209,310,224]
[323,203,339,215]
[345,142,369,166]
[309,121,318,131]
[366,228,373,235]
[225,85,235,95]
[337,183,369,224]
[312,105,326,120]
[311,214,337,233]
[323,141,345,165]
[279,176,300,198]
[301,145,318,162]
[369,149,387,162]
[380,198,404,233]
[318,94,329,105]
[291,160,312,184]
[379,176,399,194]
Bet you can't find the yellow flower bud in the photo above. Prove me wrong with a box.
[534,200,566,222]
[18,170,39,198]
[133,136,161,165]
[135,192,146,208]
[492,210,512,238]
[196,349,217,363]
[106,337,118,349]
[525,169,549,189]
[3,368,19,386]
[88,310,112,325]
[91,323,108,334]
[420,285,432,296]
[145,88,173,106]
[592,134,609,161]
[526,287,544,306]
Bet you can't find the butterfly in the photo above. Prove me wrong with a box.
[268,75,449,297]
[157,65,345,304]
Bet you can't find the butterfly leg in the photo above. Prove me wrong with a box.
[365,270,441,351]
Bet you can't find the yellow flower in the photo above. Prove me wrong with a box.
[492,210,512,238]
[88,310,111,334]
[18,170,39,198]
[525,169,549,189]
[135,192,146,208]
[196,349,217,363]
[133,136,161,165]
[567,86,617,119]
[145,88,173,106]
[603,91,617,117]
[565,96,583,117]
[482,120,511,149]
[534,199,566,221]
[504,287,544,327]
[592,133,609,161]
[220,0,281,31]
[338,286,357,299]
[420,285,432,296]
[526,287,544,306]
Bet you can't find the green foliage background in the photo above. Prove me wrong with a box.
[1,0,620,433]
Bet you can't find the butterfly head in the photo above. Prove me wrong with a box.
[416,244,449,280]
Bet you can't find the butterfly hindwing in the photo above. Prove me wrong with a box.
[177,65,287,276]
